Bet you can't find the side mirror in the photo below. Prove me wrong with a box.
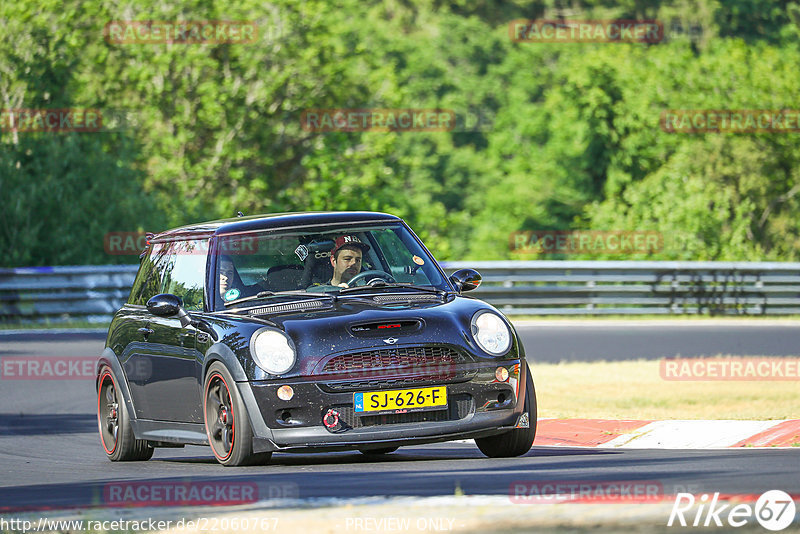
[146,294,192,327]
[449,268,482,293]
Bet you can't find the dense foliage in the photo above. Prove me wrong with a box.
[2,0,799,265]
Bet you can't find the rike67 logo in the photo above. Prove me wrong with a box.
[668,490,796,531]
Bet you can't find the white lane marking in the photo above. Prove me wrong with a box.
[600,420,787,449]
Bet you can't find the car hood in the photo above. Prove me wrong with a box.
[258,294,519,378]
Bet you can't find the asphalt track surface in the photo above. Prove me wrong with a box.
[0,327,798,514]
[4,320,799,361]
[515,321,800,362]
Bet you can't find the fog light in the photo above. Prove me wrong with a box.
[277,385,294,401]
[495,367,509,382]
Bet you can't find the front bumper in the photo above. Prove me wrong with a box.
[237,361,524,452]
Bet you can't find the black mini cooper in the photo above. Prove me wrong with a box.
[97,212,536,466]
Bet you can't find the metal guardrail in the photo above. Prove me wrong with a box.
[0,265,137,324]
[2,261,800,324]
[446,261,800,316]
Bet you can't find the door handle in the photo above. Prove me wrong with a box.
[138,327,154,336]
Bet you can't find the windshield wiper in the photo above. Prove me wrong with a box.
[223,290,333,307]
[223,291,276,307]
[338,283,445,295]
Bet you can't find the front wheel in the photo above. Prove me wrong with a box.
[475,363,537,458]
[97,365,153,462]
[203,362,271,466]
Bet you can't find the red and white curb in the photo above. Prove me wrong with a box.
[535,419,800,448]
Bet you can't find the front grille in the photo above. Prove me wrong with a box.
[321,346,464,373]
[319,371,475,392]
[329,394,473,429]
[317,346,475,392]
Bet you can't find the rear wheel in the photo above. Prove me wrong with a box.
[97,366,153,461]
[475,363,537,458]
[203,362,271,466]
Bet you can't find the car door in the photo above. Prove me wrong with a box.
[121,241,168,420]
[124,239,207,423]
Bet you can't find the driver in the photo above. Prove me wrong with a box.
[307,235,370,290]
[329,235,370,287]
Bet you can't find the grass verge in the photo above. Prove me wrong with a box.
[0,321,109,330]
[533,358,800,420]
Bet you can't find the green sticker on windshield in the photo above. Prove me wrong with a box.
[224,288,240,301]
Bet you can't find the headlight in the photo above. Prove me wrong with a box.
[471,311,511,355]
[250,329,296,375]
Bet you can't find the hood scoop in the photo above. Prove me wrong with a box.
[372,293,442,304]
[248,299,329,316]
[348,319,423,337]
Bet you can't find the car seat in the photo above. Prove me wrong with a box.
[265,265,304,291]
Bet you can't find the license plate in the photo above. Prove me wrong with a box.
[354,386,447,414]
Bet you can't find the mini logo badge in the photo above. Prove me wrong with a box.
[383,337,398,345]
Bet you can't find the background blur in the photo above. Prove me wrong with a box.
[2,0,800,267]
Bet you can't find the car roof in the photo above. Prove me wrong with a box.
[149,211,403,242]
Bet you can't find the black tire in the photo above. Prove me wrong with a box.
[203,362,272,466]
[359,446,399,455]
[97,365,154,462]
[475,363,537,458]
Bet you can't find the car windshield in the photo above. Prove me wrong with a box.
[213,223,449,308]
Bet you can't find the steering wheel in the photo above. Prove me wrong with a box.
[346,270,396,287]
